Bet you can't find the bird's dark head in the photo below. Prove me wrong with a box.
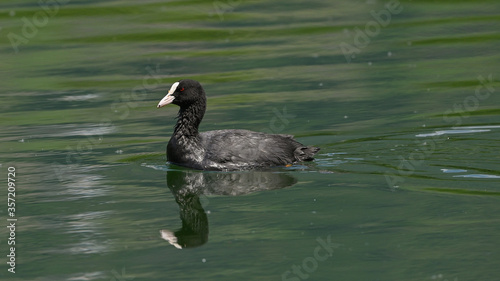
[157,79,206,109]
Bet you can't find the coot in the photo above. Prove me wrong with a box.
[157,79,319,170]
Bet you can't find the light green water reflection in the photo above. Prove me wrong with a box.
[1,0,499,280]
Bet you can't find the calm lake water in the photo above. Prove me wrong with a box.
[1,0,499,280]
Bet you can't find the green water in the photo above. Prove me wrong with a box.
[1,0,499,280]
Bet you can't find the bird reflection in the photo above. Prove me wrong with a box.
[160,169,297,249]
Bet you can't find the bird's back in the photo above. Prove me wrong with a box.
[200,129,318,170]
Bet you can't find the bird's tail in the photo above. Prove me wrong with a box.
[294,146,320,162]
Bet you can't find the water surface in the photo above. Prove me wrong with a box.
[1,0,499,280]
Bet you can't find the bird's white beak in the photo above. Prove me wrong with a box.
[157,82,179,108]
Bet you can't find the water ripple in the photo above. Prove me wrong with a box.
[416,129,490,137]
[416,125,500,137]
[453,174,500,179]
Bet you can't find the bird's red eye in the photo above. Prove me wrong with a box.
[180,87,185,92]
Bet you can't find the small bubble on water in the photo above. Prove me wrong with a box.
[387,51,392,57]
[9,11,15,17]
[202,258,206,263]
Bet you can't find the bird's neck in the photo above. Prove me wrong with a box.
[173,102,206,139]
